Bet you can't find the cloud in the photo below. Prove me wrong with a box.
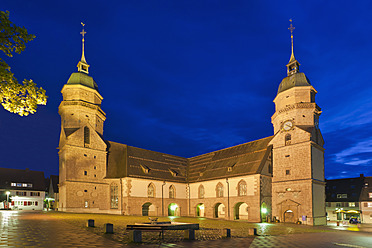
[334,138,372,166]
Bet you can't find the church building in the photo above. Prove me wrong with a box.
[58,23,326,225]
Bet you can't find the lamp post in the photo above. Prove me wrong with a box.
[6,191,10,210]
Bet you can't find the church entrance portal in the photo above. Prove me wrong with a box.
[234,202,249,220]
[261,202,268,222]
[196,203,205,217]
[214,203,226,218]
[142,202,156,216]
[284,210,295,223]
[168,203,179,216]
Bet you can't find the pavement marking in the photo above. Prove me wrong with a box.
[334,243,367,248]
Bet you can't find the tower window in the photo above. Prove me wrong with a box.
[94,166,96,169]
[285,134,291,145]
[84,126,90,145]
[84,190,87,192]
[311,91,316,103]
[84,171,87,175]
[286,170,290,175]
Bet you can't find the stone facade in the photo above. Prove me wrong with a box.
[58,38,326,225]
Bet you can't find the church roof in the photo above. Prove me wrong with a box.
[106,141,188,182]
[188,136,273,182]
[106,136,273,182]
[277,72,311,94]
[66,72,99,91]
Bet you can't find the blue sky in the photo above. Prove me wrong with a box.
[1,0,372,179]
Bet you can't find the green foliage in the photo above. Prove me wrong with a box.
[0,10,47,116]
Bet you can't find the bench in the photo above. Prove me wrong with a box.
[126,222,199,243]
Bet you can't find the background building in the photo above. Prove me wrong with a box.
[325,174,372,223]
[0,168,46,210]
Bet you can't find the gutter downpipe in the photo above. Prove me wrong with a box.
[188,183,191,216]
[226,178,230,220]
[162,181,166,216]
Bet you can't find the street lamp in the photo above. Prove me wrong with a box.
[6,191,10,210]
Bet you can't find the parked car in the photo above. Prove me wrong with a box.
[349,217,360,224]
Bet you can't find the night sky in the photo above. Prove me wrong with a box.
[1,1,372,179]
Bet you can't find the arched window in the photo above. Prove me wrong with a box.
[148,183,155,198]
[198,185,205,199]
[238,180,247,196]
[84,126,90,145]
[110,183,118,209]
[216,183,224,198]
[169,185,175,199]
[285,134,291,146]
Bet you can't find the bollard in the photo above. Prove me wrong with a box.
[104,223,114,234]
[337,221,339,226]
[221,228,231,238]
[226,228,231,238]
[87,219,95,227]
[248,228,257,236]
[183,229,195,240]
[128,230,142,243]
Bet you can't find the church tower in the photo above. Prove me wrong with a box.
[58,24,109,212]
[270,20,326,225]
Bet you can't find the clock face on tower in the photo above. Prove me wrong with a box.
[282,120,293,131]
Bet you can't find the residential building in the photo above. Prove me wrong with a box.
[0,168,46,210]
[360,177,372,223]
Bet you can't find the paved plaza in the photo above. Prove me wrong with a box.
[1,211,372,247]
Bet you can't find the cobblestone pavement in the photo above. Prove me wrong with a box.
[250,232,372,248]
[1,211,372,248]
[0,210,124,247]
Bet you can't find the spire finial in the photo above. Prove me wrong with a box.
[288,19,295,62]
[77,22,90,74]
[80,22,87,63]
[286,19,300,76]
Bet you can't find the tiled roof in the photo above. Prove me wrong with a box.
[106,136,273,182]
[50,175,59,193]
[325,176,364,202]
[0,167,46,191]
[277,72,311,94]
[66,72,99,91]
[188,136,273,182]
